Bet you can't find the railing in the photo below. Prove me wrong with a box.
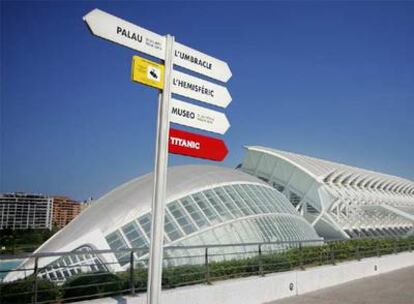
[0,237,413,304]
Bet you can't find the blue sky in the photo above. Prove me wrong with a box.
[1,1,413,200]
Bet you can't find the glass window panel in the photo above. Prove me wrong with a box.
[180,198,209,228]
[261,187,286,212]
[200,228,224,244]
[232,185,262,214]
[251,185,278,212]
[191,193,220,223]
[68,256,76,264]
[251,185,276,211]
[167,201,197,235]
[56,271,63,280]
[253,218,269,241]
[278,217,290,239]
[224,185,254,215]
[243,185,272,213]
[164,212,183,241]
[262,217,279,239]
[230,185,263,214]
[257,217,275,240]
[214,188,243,217]
[105,232,118,244]
[244,219,263,241]
[203,190,233,220]
[268,217,283,238]
[121,221,148,248]
[138,214,152,238]
[105,231,129,266]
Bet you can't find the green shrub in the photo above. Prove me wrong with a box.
[61,272,123,301]
[163,264,205,288]
[134,267,149,291]
[1,237,412,303]
[117,266,148,292]
[209,256,258,280]
[0,277,60,304]
[262,252,291,272]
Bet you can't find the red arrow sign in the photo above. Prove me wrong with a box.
[168,128,228,161]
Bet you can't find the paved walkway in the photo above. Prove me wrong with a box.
[268,266,414,304]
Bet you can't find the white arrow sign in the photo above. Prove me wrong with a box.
[83,9,232,82]
[173,43,231,83]
[83,8,165,60]
[171,70,231,108]
[170,99,230,135]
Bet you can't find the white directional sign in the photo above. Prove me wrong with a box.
[169,99,230,135]
[83,8,165,60]
[173,43,231,83]
[171,70,231,108]
[83,9,232,82]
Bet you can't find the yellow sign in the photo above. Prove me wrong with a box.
[131,56,164,89]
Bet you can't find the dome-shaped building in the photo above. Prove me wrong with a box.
[6,165,320,282]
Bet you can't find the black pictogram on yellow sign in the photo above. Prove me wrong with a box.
[131,56,164,89]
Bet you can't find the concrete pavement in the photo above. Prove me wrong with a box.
[267,266,414,304]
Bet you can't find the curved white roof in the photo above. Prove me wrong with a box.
[36,165,269,254]
[246,146,414,194]
[242,146,414,240]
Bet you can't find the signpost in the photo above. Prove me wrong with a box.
[169,128,228,161]
[84,8,232,304]
[173,42,232,82]
[84,8,232,82]
[170,99,230,134]
[171,70,231,108]
[147,34,174,304]
[131,55,232,108]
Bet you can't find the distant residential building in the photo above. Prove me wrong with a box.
[52,196,81,229]
[0,193,53,230]
[0,193,83,230]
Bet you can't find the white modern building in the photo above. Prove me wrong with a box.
[0,193,53,230]
[240,146,414,239]
[6,165,320,282]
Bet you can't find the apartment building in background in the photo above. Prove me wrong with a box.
[52,196,81,229]
[0,193,53,230]
[1,193,85,230]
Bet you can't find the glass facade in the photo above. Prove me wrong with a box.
[104,183,319,267]
[38,246,106,282]
[7,167,321,283]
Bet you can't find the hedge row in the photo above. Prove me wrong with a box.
[1,237,412,303]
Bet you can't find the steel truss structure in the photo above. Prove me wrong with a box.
[241,146,414,239]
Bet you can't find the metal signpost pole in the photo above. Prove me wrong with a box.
[84,10,231,302]
[147,34,174,304]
